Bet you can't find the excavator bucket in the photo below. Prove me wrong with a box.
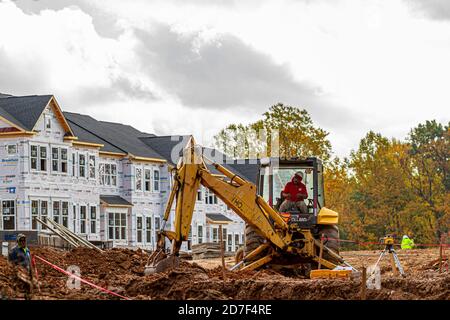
[144,249,180,275]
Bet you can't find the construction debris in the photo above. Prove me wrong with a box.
[192,243,222,259]
[36,218,103,252]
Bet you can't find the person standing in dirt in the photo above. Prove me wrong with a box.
[8,234,34,299]
[401,235,415,250]
[279,171,308,214]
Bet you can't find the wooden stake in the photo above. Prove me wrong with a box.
[219,225,226,281]
[361,266,367,300]
[318,233,324,269]
[439,238,443,273]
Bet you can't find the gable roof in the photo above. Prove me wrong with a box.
[0,95,53,131]
[64,112,165,159]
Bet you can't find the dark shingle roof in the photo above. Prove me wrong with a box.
[139,136,259,182]
[64,112,164,159]
[139,135,191,165]
[100,195,133,206]
[206,213,233,223]
[0,95,52,130]
[66,118,124,154]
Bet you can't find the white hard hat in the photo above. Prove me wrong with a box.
[295,171,304,178]
[403,235,408,239]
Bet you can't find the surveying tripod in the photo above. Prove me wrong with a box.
[373,236,406,277]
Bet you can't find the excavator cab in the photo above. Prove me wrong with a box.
[257,157,326,229]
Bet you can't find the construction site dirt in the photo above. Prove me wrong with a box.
[0,246,448,300]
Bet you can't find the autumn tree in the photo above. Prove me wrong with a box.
[214,103,332,161]
[401,120,450,240]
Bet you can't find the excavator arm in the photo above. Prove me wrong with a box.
[145,137,347,275]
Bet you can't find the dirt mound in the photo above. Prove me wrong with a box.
[0,246,448,300]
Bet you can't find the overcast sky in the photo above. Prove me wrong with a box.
[0,0,449,157]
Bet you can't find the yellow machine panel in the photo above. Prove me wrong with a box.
[317,207,339,225]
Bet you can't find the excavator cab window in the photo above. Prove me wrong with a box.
[258,158,325,216]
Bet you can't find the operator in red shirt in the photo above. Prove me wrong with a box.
[279,171,308,214]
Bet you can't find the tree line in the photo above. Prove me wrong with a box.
[214,103,449,245]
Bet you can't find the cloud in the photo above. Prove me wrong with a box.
[11,0,123,38]
[0,1,156,106]
[134,24,336,112]
[404,0,450,20]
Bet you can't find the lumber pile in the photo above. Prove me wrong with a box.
[192,242,221,259]
[36,218,103,252]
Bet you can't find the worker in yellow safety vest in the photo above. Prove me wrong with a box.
[401,235,415,249]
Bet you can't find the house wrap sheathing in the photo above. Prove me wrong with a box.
[0,94,258,252]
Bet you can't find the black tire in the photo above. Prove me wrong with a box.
[244,224,266,256]
[318,225,340,265]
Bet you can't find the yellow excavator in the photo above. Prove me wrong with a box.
[145,137,354,276]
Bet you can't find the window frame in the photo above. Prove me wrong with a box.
[80,205,87,234]
[90,205,96,234]
[144,169,151,192]
[135,167,142,191]
[136,216,143,243]
[79,154,86,178]
[1,200,16,230]
[89,155,96,179]
[153,169,160,192]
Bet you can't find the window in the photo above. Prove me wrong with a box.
[235,234,240,251]
[144,169,151,191]
[90,206,96,234]
[153,170,160,192]
[72,153,76,176]
[227,234,232,252]
[41,201,48,230]
[99,163,117,186]
[72,205,77,233]
[31,200,39,230]
[137,216,143,243]
[30,146,38,170]
[197,189,202,201]
[205,189,217,204]
[53,202,60,224]
[146,217,152,243]
[153,170,159,192]
[31,145,47,171]
[212,228,218,243]
[111,164,117,186]
[51,148,68,173]
[45,115,51,129]
[61,149,68,173]
[52,147,59,171]
[154,216,160,231]
[198,225,203,244]
[80,206,86,234]
[79,154,86,177]
[135,168,142,190]
[62,202,68,228]
[108,212,127,240]
[89,155,95,179]
[40,146,47,171]
[7,145,16,154]
[2,201,16,230]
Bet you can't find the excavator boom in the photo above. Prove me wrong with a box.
[145,137,350,275]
